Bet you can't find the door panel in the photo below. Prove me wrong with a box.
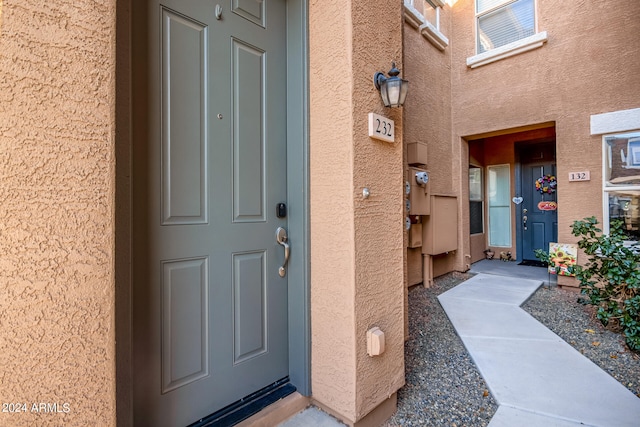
[232,0,266,26]
[133,1,289,425]
[161,257,209,393]
[233,39,266,222]
[531,222,545,251]
[233,251,267,363]
[161,8,208,225]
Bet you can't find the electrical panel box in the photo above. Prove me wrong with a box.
[407,167,430,215]
[422,195,458,255]
[407,142,428,166]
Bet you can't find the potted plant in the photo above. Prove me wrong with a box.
[484,248,495,260]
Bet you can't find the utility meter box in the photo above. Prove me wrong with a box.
[407,142,428,166]
[423,195,458,255]
[407,167,430,215]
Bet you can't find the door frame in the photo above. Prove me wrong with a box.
[515,159,523,262]
[115,1,310,424]
[283,0,311,399]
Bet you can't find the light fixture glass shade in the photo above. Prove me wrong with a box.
[399,78,408,106]
[379,80,391,107]
[386,79,401,107]
[374,62,409,107]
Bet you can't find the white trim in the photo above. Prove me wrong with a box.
[487,164,512,247]
[591,108,640,136]
[603,189,610,235]
[403,1,424,29]
[420,21,449,51]
[467,31,548,68]
[426,0,446,7]
[404,0,449,51]
[601,130,640,241]
[477,0,513,16]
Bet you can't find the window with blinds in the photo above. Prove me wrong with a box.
[476,0,536,54]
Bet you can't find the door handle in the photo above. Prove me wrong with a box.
[276,227,289,277]
[523,215,528,230]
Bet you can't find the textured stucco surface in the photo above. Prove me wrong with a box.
[309,0,357,419]
[351,0,405,421]
[402,2,462,277]
[0,1,117,426]
[404,4,453,197]
[309,0,405,423]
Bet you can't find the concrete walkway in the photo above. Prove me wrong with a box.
[469,258,554,284]
[438,273,640,427]
[279,407,345,427]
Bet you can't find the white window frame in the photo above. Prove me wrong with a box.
[591,108,640,240]
[602,130,640,241]
[467,0,547,68]
[487,164,512,247]
[424,1,444,33]
[403,0,449,51]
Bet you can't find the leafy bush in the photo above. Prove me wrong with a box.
[535,217,640,352]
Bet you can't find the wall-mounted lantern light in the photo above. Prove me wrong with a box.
[373,62,409,108]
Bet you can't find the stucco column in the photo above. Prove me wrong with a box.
[0,1,117,426]
[309,0,405,424]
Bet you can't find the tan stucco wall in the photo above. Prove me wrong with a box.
[403,5,454,197]
[452,0,640,284]
[0,1,116,425]
[451,0,640,267]
[309,0,405,423]
[401,0,640,280]
[403,3,463,276]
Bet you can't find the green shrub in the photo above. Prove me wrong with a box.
[536,217,640,352]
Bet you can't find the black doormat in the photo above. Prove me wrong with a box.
[188,377,295,427]
[518,259,547,268]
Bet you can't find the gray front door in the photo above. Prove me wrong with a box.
[133,1,289,425]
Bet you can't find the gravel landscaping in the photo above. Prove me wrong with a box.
[384,273,497,427]
[383,272,640,427]
[522,284,640,399]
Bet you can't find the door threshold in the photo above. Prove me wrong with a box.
[518,259,547,268]
[235,392,309,427]
[188,378,296,427]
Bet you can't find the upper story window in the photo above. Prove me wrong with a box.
[476,0,536,54]
[422,1,443,34]
[404,0,449,51]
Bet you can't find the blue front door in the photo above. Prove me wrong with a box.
[521,161,558,260]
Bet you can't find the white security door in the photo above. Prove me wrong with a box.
[133,1,289,425]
